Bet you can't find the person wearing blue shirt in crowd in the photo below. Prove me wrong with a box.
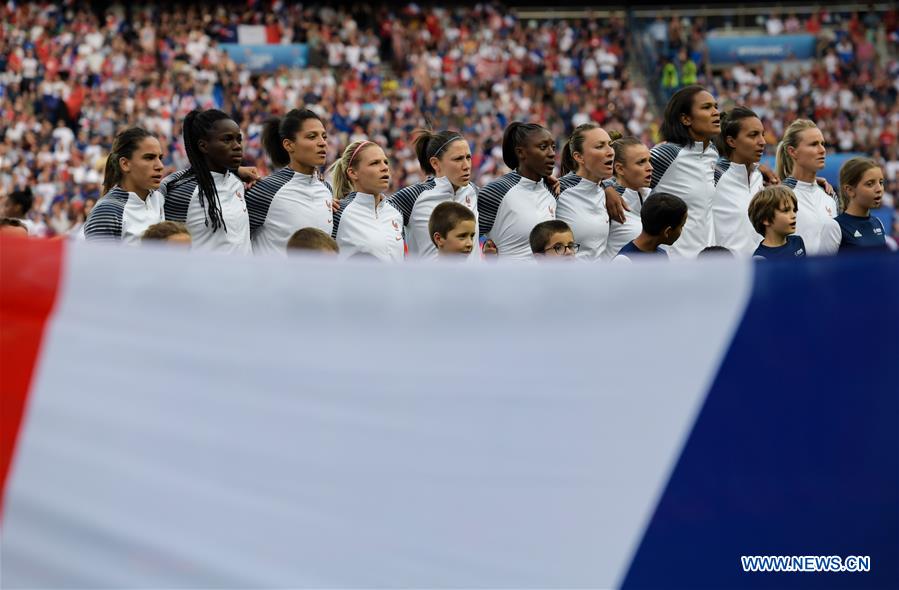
[749,186,806,260]
[835,157,892,253]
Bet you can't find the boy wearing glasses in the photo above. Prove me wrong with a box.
[614,192,687,261]
[530,220,579,260]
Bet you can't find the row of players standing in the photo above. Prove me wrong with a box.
[83,85,890,259]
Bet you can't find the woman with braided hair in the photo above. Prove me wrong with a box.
[159,109,252,254]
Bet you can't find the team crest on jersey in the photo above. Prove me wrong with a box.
[826,206,833,216]
[392,219,400,231]
[548,205,555,216]
[795,249,804,257]
[465,195,472,206]
[874,227,883,235]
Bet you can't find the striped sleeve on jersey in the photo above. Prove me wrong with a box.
[160,169,197,223]
[612,181,626,196]
[83,189,128,241]
[246,167,294,234]
[476,172,521,237]
[388,178,436,227]
[782,177,798,190]
[558,173,582,194]
[714,157,732,186]
[331,192,357,239]
[649,143,683,189]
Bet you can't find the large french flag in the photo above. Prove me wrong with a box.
[1,235,897,588]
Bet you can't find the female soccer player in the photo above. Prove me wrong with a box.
[247,108,335,255]
[555,123,615,261]
[389,129,478,260]
[648,85,720,258]
[329,139,404,261]
[606,135,653,259]
[477,122,557,261]
[712,106,766,257]
[835,157,891,252]
[84,127,164,244]
[159,109,251,254]
[775,119,841,256]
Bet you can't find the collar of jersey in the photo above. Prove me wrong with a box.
[516,174,544,190]
[110,186,152,202]
[687,140,716,154]
[353,191,382,205]
[288,169,317,184]
[434,175,468,195]
[727,161,760,173]
[572,174,600,189]
[791,178,817,189]
[210,170,233,182]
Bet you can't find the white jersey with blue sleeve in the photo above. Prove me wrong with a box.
[605,183,648,260]
[477,172,556,261]
[783,177,841,256]
[712,158,765,258]
[160,168,251,254]
[390,176,479,260]
[83,187,164,245]
[555,173,610,262]
[649,141,718,259]
[332,192,405,262]
[246,168,334,256]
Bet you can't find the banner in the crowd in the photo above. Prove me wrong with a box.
[1,237,896,588]
[706,34,817,64]
[236,24,267,45]
[220,43,309,72]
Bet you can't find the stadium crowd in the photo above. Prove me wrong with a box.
[0,0,896,245]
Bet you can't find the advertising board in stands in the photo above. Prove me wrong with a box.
[220,44,309,72]
[707,34,817,64]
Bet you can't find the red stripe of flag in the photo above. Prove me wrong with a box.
[0,235,66,518]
